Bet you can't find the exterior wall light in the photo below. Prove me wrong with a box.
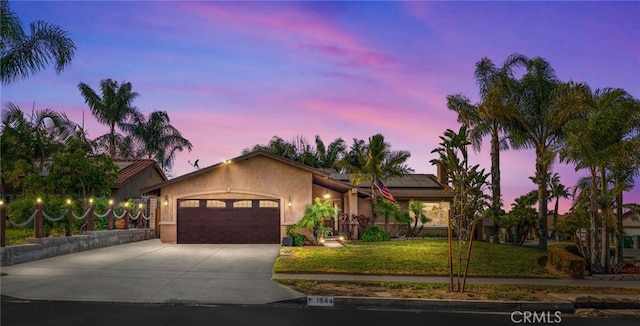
[164,195,169,207]
[287,197,292,207]
[323,191,330,199]
[37,198,42,204]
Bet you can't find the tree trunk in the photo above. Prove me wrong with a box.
[491,130,501,244]
[615,188,624,266]
[536,155,548,250]
[589,168,600,273]
[599,166,610,273]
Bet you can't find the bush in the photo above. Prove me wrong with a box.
[289,232,305,246]
[547,244,587,279]
[361,225,389,242]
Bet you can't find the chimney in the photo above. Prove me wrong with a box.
[437,163,449,185]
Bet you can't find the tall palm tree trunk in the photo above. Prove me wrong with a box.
[615,188,624,267]
[536,155,549,250]
[599,166,610,272]
[490,131,501,244]
[589,168,600,272]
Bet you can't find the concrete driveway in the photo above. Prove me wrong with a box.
[0,239,303,304]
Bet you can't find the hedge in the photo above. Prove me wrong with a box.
[547,244,587,279]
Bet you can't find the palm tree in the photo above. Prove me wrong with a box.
[77,79,140,158]
[0,0,76,85]
[127,110,193,172]
[336,134,412,230]
[243,136,298,160]
[548,172,570,239]
[561,86,639,272]
[243,135,346,169]
[0,102,75,198]
[446,54,522,244]
[499,56,584,250]
[314,135,346,169]
[1,102,75,171]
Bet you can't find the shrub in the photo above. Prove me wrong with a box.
[289,232,305,246]
[547,244,587,279]
[361,225,389,242]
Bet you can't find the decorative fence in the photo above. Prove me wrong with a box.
[0,198,155,248]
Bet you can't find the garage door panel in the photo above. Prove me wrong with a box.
[178,199,280,244]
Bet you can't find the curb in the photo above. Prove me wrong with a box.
[278,296,576,313]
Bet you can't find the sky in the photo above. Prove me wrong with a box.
[2,0,639,213]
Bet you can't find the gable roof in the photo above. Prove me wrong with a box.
[112,159,167,188]
[140,150,332,194]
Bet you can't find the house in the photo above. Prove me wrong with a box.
[623,210,640,237]
[141,150,452,244]
[111,159,167,203]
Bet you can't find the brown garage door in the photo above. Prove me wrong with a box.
[177,199,280,244]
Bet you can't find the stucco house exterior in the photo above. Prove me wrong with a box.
[141,150,452,244]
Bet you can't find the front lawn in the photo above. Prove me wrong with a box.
[274,240,552,278]
[3,227,34,246]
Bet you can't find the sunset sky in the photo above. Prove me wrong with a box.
[3,1,639,213]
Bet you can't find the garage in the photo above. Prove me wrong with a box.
[177,199,280,244]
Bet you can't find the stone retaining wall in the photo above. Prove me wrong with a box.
[0,229,156,266]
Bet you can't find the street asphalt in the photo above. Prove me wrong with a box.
[1,239,639,311]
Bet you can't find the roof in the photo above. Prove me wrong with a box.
[328,172,444,189]
[141,150,332,194]
[112,159,167,187]
[140,150,450,200]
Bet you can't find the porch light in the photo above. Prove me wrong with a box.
[164,195,169,207]
[323,191,330,199]
[66,199,72,205]
[0,200,4,206]
[138,203,143,209]
[37,198,42,204]
[108,199,113,205]
[124,202,129,208]
[288,197,292,207]
[89,198,93,204]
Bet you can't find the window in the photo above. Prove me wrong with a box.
[206,200,226,208]
[259,200,279,208]
[179,200,200,208]
[232,200,252,208]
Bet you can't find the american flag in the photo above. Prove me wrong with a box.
[374,177,396,205]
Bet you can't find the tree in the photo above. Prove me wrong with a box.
[295,198,336,245]
[126,110,193,172]
[561,86,640,273]
[77,79,140,159]
[498,56,584,250]
[336,134,412,230]
[0,103,76,198]
[429,126,490,292]
[408,200,431,236]
[549,172,571,239]
[243,136,298,160]
[446,54,521,244]
[313,135,346,169]
[44,148,118,204]
[501,193,539,246]
[0,0,76,85]
[243,135,346,169]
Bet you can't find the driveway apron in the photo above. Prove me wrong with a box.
[0,239,303,304]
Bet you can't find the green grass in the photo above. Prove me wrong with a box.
[3,227,34,246]
[274,240,552,278]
